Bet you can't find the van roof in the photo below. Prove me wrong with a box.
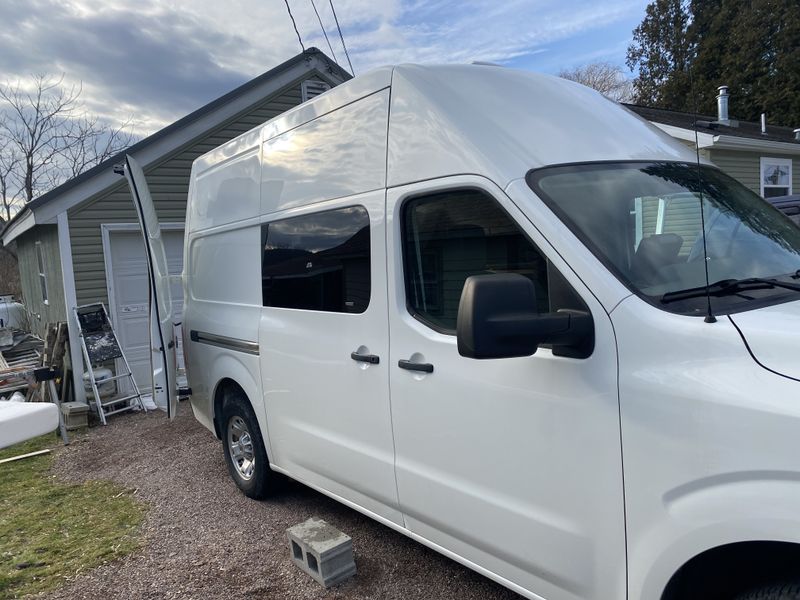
[196,64,699,189]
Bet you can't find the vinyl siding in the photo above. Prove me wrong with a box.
[68,75,321,308]
[709,149,799,197]
[15,225,66,337]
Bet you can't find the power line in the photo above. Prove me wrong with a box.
[327,0,354,75]
[283,0,305,53]
[309,0,338,64]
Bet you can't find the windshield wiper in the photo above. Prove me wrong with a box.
[661,277,800,304]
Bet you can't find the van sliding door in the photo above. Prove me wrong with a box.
[257,190,402,525]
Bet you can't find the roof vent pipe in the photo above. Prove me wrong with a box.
[717,85,730,124]
[761,113,767,135]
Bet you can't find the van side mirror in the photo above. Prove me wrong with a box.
[456,273,594,359]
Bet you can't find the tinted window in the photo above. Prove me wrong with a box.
[402,190,549,332]
[262,206,370,313]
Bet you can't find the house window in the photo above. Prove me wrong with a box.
[760,157,792,199]
[35,241,48,305]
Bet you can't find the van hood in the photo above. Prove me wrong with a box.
[729,300,800,381]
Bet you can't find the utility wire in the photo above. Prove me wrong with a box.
[283,0,306,53]
[309,0,338,64]
[327,0,354,75]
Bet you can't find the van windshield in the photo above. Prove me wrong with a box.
[527,162,800,316]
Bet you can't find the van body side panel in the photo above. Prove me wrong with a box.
[386,65,697,190]
[184,219,263,437]
[189,141,261,233]
[612,296,800,599]
[259,67,393,143]
[260,89,389,216]
[385,175,626,600]
[184,137,263,438]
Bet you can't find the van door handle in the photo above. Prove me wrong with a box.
[351,351,380,364]
[398,359,434,373]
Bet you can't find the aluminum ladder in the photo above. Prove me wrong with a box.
[74,303,145,425]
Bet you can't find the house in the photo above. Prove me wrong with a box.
[1,48,349,403]
[626,86,800,198]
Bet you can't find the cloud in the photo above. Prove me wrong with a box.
[0,0,258,132]
[0,0,647,135]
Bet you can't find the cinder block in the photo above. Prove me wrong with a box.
[287,518,356,587]
[60,402,89,430]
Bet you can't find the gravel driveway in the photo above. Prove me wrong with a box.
[43,402,519,600]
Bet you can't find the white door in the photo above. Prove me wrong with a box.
[107,229,184,394]
[386,178,626,600]
[259,191,403,525]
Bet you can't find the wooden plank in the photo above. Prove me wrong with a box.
[0,449,51,464]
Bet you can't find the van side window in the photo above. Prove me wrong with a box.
[402,189,549,332]
[262,206,370,313]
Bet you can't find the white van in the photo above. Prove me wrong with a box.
[122,64,800,600]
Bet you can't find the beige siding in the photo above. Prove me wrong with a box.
[68,76,315,308]
[15,225,66,336]
[709,149,800,197]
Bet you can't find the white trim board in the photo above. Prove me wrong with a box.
[57,211,86,403]
[652,123,800,155]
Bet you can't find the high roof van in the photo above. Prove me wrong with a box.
[122,64,800,600]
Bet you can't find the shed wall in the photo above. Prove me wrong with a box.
[15,225,65,336]
[709,149,799,196]
[68,75,321,308]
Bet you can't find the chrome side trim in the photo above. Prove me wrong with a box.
[190,330,259,355]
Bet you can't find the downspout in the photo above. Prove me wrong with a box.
[57,211,87,403]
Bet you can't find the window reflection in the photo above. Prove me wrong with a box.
[262,206,371,313]
[402,190,549,332]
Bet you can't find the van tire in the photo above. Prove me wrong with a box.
[736,583,800,599]
[220,392,278,499]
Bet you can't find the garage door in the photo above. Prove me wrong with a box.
[107,228,184,393]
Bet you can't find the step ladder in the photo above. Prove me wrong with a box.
[74,303,145,425]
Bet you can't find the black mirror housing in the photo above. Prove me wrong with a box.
[457,273,540,359]
[456,273,594,360]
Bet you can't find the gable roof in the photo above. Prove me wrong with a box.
[625,103,800,152]
[3,48,349,244]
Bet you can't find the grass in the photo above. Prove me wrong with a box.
[0,433,145,599]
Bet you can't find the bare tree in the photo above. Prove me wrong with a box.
[558,62,635,102]
[0,237,20,296]
[60,114,136,178]
[0,120,21,222]
[0,74,136,219]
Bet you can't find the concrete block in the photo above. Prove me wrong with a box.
[287,517,356,587]
[60,401,89,430]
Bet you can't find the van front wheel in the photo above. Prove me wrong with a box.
[221,393,277,499]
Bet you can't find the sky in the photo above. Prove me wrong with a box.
[0,0,650,135]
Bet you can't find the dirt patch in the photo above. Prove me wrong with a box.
[41,402,518,600]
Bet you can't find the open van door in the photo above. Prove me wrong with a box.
[118,155,178,419]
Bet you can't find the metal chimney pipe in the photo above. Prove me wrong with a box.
[717,85,729,123]
[761,113,767,135]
